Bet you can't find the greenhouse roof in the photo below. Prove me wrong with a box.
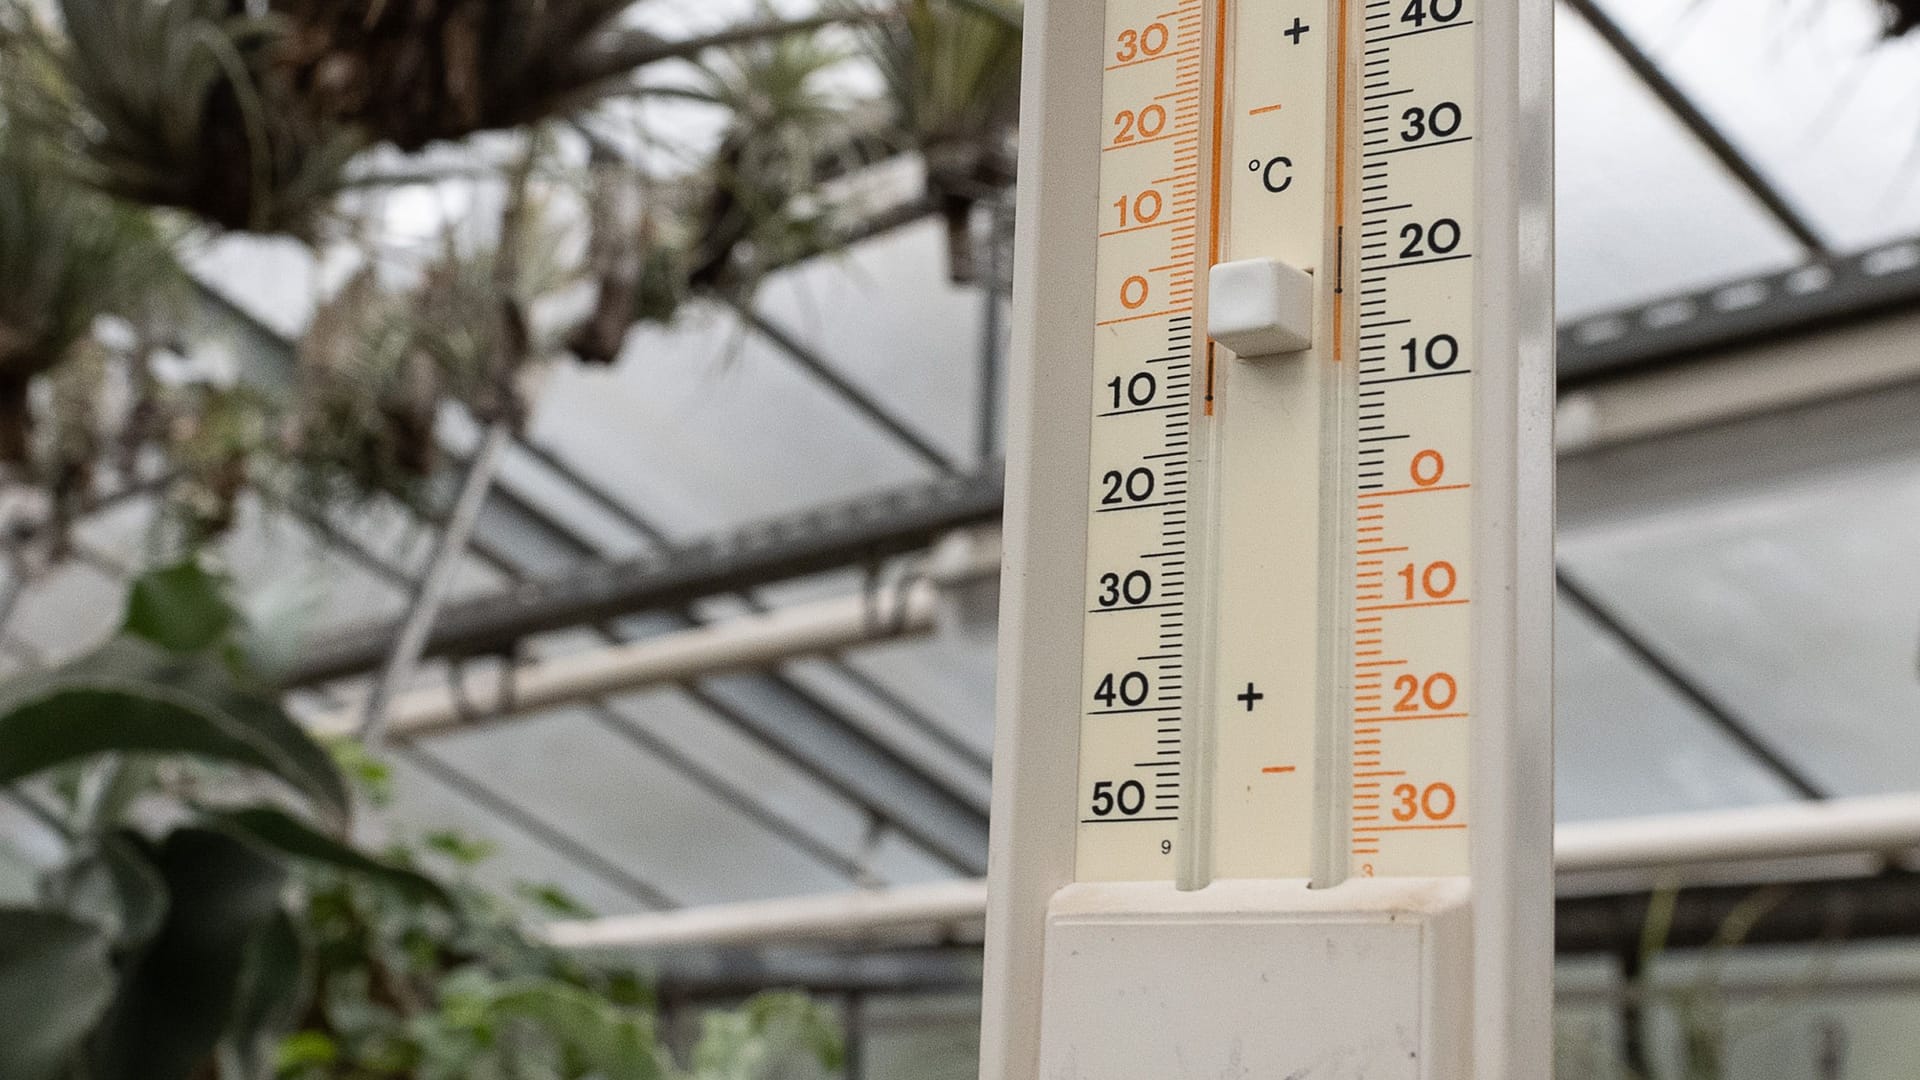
[6,0,1920,941]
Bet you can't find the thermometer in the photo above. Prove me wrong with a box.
[983,0,1554,1075]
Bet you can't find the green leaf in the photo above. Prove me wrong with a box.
[85,827,289,1080]
[943,0,1024,31]
[0,908,117,1080]
[218,908,309,1080]
[326,736,395,807]
[424,828,497,867]
[481,980,667,1080]
[515,881,594,920]
[205,806,452,907]
[690,991,844,1080]
[0,637,351,827]
[41,830,170,952]
[275,1031,338,1070]
[122,561,237,653]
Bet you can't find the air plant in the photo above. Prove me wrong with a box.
[0,129,178,469]
[272,0,640,152]
[20,339,111,546]
[284,268,436,505]
[48,0,362,236]
[288,168,572,506]
[566,147,688,365]
[678,26,863,295]
[858,0,1022,283]
[157,382,272,547]
[564,23,868,363]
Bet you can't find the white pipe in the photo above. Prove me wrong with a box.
[543,879,990,951]
[305,522,998,737]
[1554,968,1920,1005]
[361,421,510,745]
[307,529,1003,741]
[541,796,1920,952]
[1553,793,1920,875]
[311,583,938,740]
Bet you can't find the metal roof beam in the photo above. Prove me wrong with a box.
[512,440,994,777]
[1558,237,1920,384]
[290,471,1004,684]
[396,466,993,876]
[296,487,989,879]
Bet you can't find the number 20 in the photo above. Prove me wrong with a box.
[1112,104,1168,144]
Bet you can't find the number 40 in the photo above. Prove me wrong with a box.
[1400,0,1463,26]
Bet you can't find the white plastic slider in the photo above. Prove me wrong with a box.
[1206,258,1315,358]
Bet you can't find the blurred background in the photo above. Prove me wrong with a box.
[2,0,1920,1077]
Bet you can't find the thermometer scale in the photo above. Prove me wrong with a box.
[984,0,1553,1074]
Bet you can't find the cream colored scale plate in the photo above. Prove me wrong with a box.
[1342,0,1481,879]
[1075,0,1482,882]
[1072,0,1205,881]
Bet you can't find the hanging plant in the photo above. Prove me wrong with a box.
[565,26,868,364]
[159,381,274,548]
[288,173,571,507]
[678,27,860,295]
[567,150,693,366]
[0,0,1028,553]
[858,0,1022,283]
[272,0,639,152]
[0,128,179,469]
[28,0,884,237]
[46,0,362,236]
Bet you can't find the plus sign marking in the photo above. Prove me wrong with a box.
[1236,682,1265,712]
[1284,17,1310,45]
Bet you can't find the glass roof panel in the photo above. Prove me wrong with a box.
[2,558,124,668]
[1554,3,1808,319]
[1593,0,1920,252]
[382,752,648,917]
[749,215,994,470]
[1554,594,1801,822]
[524,221,988,541]
[1560,452,1920,798]
[598,684,882,860]
[425,707,869,908]
[831,635,999,763]
[779,651,995,811]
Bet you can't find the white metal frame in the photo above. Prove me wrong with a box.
[978,0,1106,1071]
[1467,0,1558,1074]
